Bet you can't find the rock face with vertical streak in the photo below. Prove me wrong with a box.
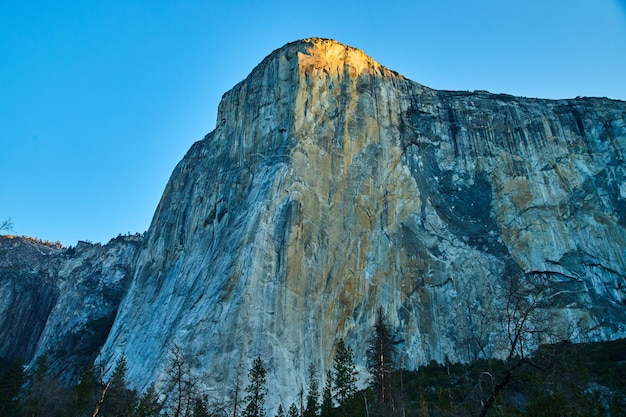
[99,38,626,403]
[1,38,625,406]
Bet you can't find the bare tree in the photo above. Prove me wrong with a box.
[450,274,502,363]
[164,344,200,417]
[0,218,14,233]
[91,351,112,417]
[477,272,566,417]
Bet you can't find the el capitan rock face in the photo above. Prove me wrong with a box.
[1,38,625,405]
[101,38,626,400]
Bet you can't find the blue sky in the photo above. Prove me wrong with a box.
[1,0,625,246]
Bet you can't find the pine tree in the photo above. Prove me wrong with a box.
[32,352,50,378]
[23,353,48,416]
[332,339,357,416]
[23,353,69,417]
[304,363,319,417]
[134,383,162,417]
[275,403,286,417]
[287,403,299,417]
[242,357,267,417]
[73,365,99,416]
[0,357,25,416]
[193,397,210,417]
[437,387,451,412]
[366,307,397,405]
[320,370,333,417]
[110,355,128,387]
[102,355,137,417]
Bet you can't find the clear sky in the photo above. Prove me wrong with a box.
[1,0,625,246]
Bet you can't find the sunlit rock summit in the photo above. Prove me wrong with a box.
[2,38,626,403]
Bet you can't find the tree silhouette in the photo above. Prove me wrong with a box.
[134,383,162,417]
[320,370,333,417]
[275,403,286,417]
[477,272,564,417]
[164,344,198,417]
[0,357,25,416]
[101,355,137,417]
[366,306,397,406]
[304,363,319,417]
[332,339,357,416]
[23,353,69,417]
[242,357,267,417]
[287,403,299,417]
[0,218,13,233]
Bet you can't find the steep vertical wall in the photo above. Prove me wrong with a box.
[100,38,626,405]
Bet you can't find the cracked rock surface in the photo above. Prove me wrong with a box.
[1,39,624,406]
[104,39,626,403]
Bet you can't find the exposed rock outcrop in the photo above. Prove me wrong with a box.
[1,38,625,407]
[0,235,141,380]
[98,38,626,404]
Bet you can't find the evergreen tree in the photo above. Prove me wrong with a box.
[23,353,69,417]
[287,403,299,417]
[32,352,50,378]
[110,355,128,387]
[73,365,100,416]
[193,397,210,417]
[275,403,286,417]
[332,339,357,416]
[366,307,396,405]
[242,357,267,417]
[320,370,333,417]
[134,383,162,417]
[101,355,137,417]
[303,363,319,417]
[437,387,451,412]
[22,353,48,416]
[0,357,25,417]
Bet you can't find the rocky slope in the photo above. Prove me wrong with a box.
[1,38,625,407]
[0,235,141,381]
[99,38,626,404]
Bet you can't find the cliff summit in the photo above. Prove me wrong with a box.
[1,38,625,408]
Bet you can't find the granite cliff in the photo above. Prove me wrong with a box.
[103,38,626,401]
[1,38,625,405]
[0,235,141,380]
